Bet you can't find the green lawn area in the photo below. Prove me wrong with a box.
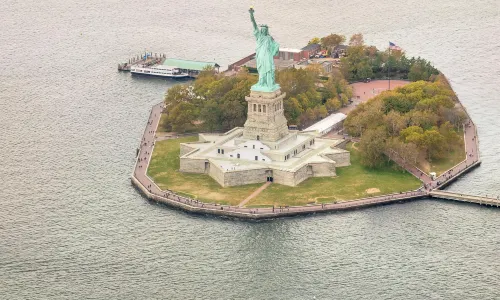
[417,133,465,176]
[247,143,422,207]
[147,136,261,206]
[148,139,422,207]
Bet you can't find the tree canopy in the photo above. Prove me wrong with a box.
[308,32,439,82]
[162,67,353,132]
[344,76,465,166]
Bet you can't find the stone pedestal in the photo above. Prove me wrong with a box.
[243,89,289,142]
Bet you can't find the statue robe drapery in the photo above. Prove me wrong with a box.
[252,28,280,92]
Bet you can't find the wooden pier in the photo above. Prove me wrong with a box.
[430,191,500,207]
[118,52,167,71]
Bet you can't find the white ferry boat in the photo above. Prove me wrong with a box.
[130,65,189,78]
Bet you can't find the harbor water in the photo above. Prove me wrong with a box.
[1,0,499,299]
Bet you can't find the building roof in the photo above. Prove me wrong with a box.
[162,59,220,71]
[301,43,321,51]
[334,45,348,51]
[244,58,296,70]
[304,113,347,133]
[279,47,302,53]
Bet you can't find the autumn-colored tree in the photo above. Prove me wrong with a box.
[321,34,346,50]
[358,126,388,167]
[308,37,321,45]
[422,129,446,160]
[325,97,341,112]
[384,110,407,136]
[349,33,364,46]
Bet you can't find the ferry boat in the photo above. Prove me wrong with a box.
[130,65,189,78]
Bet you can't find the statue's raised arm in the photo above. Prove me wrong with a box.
[247,7,280,92]
[249,7,258,32]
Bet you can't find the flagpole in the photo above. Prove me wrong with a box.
[388,42,391,91]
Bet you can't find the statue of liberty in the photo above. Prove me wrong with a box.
[249,7,280,92]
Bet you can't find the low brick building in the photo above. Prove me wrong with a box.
[301,43,321,58]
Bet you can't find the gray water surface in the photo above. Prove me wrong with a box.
[1,0,499,299]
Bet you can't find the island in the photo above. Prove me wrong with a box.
[130,7,495,219]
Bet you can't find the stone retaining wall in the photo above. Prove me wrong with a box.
[132,176,426,220]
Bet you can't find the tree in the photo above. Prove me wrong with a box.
[300,108,316,125]
[321,34,346,50]
[277,68,316,99]
[200,100,222,131]
[422,129,446,160]
[305,63,323,77]
[220,99,246,130]
[441,107,467,130]
[349,33,364,46]
[384,111,407,136]
[408,58,439,81]
[167,102,198,133]
[400,126,424,143]
[308,37,321,45]
[164,85,193,110]
[284,97,303,125]
[439,121,461,151]
[386,137,419,165]
[358,126,388,167]
[325,97,341,112]
[315,105,328,119]
[408,110,439,130]
[340,45,372,81]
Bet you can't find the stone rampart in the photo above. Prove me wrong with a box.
[311,162,336,177]
[223,167,268,187]
[180,157,208,173]
[208,161,225,186]
[327,151,351,167]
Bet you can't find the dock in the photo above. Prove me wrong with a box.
[430,191,500,207]
[118,52,166,71]
[118,53,219,78]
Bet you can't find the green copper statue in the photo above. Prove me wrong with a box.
[249,7,280,92]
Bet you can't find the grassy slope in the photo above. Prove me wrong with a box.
[247,143,422,207]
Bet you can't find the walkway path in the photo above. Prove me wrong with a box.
[238,182,271,208]
[430,190,500,207]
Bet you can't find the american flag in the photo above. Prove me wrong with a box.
[389,41,402,51]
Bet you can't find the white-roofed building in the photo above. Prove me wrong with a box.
[276,47,306,61]
[304,113,347,135]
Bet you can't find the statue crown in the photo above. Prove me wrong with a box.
[259,24,269,28]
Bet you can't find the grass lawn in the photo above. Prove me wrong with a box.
[148,138,422,207]
[147,136,261,206]
[246,143,422,207]
[417,134,465,176]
